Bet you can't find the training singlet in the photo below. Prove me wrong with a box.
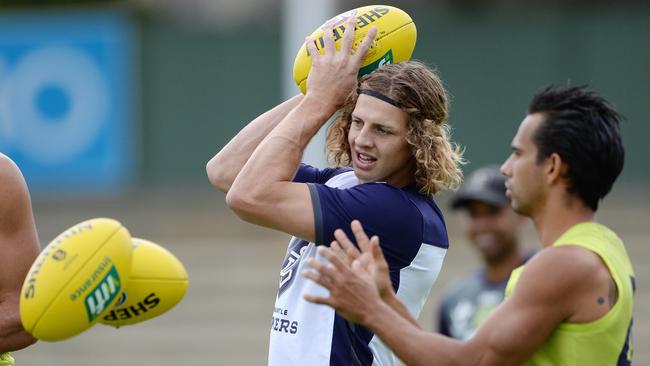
[268,164,449,366]
[505,222,635,365]
[0,353,14,366]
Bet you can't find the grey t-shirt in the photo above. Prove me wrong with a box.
[437,271,507,340]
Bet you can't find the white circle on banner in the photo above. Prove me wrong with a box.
[4,45,109,165]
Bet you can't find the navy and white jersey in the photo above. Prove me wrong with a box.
[269,164,449,366]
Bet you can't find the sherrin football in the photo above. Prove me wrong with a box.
[293,5,417,94]
[100,238,189,327]
[20,218,132,341]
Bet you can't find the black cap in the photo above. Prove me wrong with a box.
[451,166,508,209]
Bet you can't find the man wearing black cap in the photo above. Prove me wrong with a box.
[436,166,529,340]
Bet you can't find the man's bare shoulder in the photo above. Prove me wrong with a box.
[514,245,607,315]
[520,245,603,286]
[531,244,605,276]
[0,153,32,232]
[0,153,28,194]
[0,153,23,185]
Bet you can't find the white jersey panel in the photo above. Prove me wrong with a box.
[369,244,447,366]
[268,170,359,366]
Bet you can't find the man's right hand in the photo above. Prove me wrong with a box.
[304,17,377,110]
[331,220,394,300]
[302,220,395,313]
[303,220,423,329]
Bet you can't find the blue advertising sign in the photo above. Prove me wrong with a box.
[0,10,135,196]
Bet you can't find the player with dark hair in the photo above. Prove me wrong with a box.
[206,18,463,366]
[304,86,634,365]
[437,165,529,340]
[527,87,624,212]
[0,154,39,366]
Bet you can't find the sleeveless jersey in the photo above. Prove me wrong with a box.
[505,222,635,365]
[0,353,13,366]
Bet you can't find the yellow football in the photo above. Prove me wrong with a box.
[99,238,189,327]
[293,5,417,94]
[20,218,132,341]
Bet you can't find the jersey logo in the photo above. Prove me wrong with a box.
[278,238,310,297]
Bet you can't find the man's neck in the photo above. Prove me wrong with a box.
[532,192,595,247]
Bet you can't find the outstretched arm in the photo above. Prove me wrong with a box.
[0,155,39,352]
[206,94,304,193]
[226,18,377,241]
[304,221,593,366]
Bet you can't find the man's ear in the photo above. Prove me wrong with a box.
[545,152,567,185]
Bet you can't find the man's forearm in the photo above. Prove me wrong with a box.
[230,95,336,194]
[364,298,470,366]
[223,95,335,241]
[0,300,36,352]
[383,291,421,329]
[207,94,304,192]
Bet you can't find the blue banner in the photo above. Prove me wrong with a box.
[0,10,136,196]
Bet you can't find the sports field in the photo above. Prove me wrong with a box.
[14,185,649,365]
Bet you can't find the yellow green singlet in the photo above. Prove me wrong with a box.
[505,222,635,366]
[0,352,14,366]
